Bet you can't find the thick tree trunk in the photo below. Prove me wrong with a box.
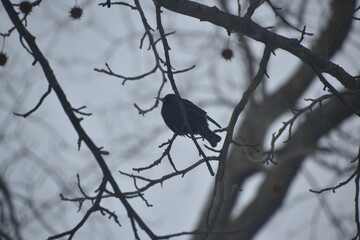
[192,0,356,239]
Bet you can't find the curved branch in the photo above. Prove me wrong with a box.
[1,0,157,239]
[13,85,51,118]
[121,157,219,195]
[225,91,360,239]
[157,0,359,90]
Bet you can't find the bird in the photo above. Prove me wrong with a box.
[156,94,222,147]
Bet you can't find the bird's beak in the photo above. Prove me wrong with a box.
[155,97,163,102]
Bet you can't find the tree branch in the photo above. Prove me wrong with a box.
[154,2,215,176]
[1,0,157,239]
[13,85,51,118]
[157,0,359,90]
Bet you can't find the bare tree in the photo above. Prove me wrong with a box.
[0,0,359,240]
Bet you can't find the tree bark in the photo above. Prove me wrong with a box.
[188,0,357,239]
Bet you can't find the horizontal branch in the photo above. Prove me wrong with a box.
[157,0,359,90]
[309,169,357,193]
[121,157,219,195]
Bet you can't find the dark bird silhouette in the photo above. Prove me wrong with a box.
[156,94,222,147]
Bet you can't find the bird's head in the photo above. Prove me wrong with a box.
[155,94,177,103]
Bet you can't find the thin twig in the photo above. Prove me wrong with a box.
[265,0,313,36]
[311,66,360,117]
[48,178,107,240]
[13,85,51,118]
[121,157,219,195]
[132,134,178,172]
[264,94,334,164]
[309,170,357,194]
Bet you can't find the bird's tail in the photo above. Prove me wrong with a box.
[202,130,221,147]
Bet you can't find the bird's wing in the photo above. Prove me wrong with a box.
[183,99,221,128]
[206,115,222,128]
[183,99,206,115]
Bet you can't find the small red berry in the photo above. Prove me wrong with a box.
[0,52,8,67]
[221,48,234,61]
[19,0,33,15]
[272,183,283,195]
[69,6,83,20]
